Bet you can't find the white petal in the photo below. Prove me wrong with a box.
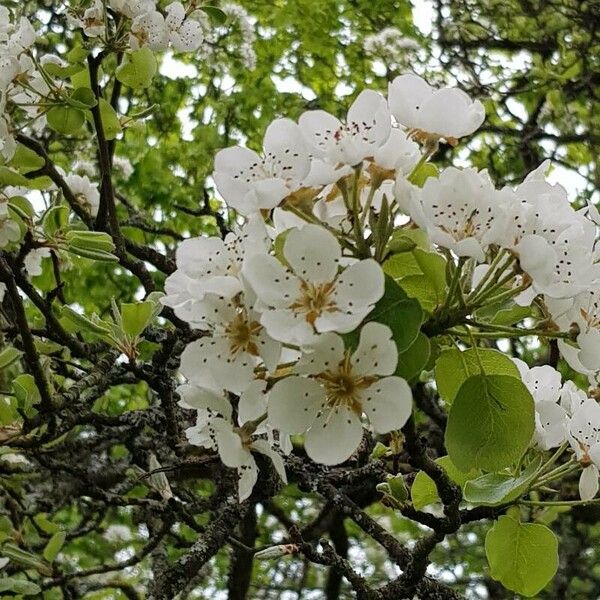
[263,118,311,182]
[362,376,413,433]
[283,225,341,284]
[346,89,391,150]
[252,438,288,484]
[388,73,433,129]
[314,308,371,335]
[579,465,599,501]
[294,333,345,375]
[255,328,282,373]
[298,110,343,157]
[243,254,300,308]
[351,322,398,377]
[238,380,268,425]
[578,330,600,371]
[209,418,247,468]
[305,407,363,465]
[180,337,255,394]
[238,455,258,501]
[268,376,323,434]
[333,259,384,310]
[176,384,232,420]
[260,309,317,345]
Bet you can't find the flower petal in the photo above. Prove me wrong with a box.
[579,464,599,501]
[268,376,323,434]
[238,380,268,425]
[333,259,384,310]
[294,332,345,375]
[252,438,288,484]
[176,384,232,420]
[283,225,341,284]
[243,254,300,308]
[361,376,413,433]
[352,322,398,377]
[305,407,363,465]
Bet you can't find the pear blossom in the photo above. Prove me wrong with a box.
[0,212,20,247]
[513,359,568,450]
[213,119,311,215]
[109,0,156,18]
[183,383,286,501]
[388,74,485,143]
[179,293,281,394]
[68,0,105,37]
[299,90,391,167]
[0,115,16,161]
[552,290,600,373]
[243,225,385,345]
[372,128,420,175]
[568,400,600,500]
[64,174,101,217]
[130,10,169,51]
[165,2,204,52]
[24,247,51,276]
[161,216,270,320]
[268,323,412,465]
[402,167,507,261]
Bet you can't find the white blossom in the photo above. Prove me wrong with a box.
[513,359,568,450]
[24,247,51,277]
[179,293,281,394]
[183,383,286,501]
[165,2,203,52]
[568,400,600,501]
[243,225,384,345]
[388,73,485,143]
[268,323,412,465]
[214,119,311,215]
[130,10,169,51]
[65,174,101,217]
[299,90,392,167]
[402,167,507,261]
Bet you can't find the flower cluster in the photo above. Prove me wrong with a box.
[515,359,600,500]
[166,72,600,501]
[0,8,36,160]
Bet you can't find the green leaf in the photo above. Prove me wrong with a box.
[200,5,228,23]
[0,347,20,370]
[463,456,542,506]
[384,248,447,312]
[408,162,439,187]
[116,48,157,89]
[445,374,535,472]
[9,144,45,174]
[98,98,122,140]
[435,348,521,405]
[43,531,66,562]
[361,275,423,353]
[43,62,85,79]
[66,230,116,253]
[69,86,97,108]
[13,374,41,409]
[411,456,478,510]
[387,474,409,502]
[485,516,559,596]
[0,578,42,595]
[0,166,29,187]
[42,205,70,236]
[395,332,430,381]
[60,306,112,336]
[121,301,155,338]
[46,105,86,135]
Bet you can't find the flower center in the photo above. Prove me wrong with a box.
[225,311,262,356]
[318,354,376,416]
[290,280,337,326]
